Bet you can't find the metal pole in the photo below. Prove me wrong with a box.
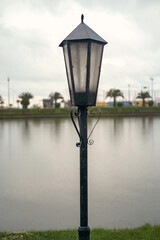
[78,106,90,240]
[8,78,10,107]
[150,77,153,100]
[128,84,130,102]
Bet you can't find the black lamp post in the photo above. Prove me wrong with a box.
[59,15,107,240]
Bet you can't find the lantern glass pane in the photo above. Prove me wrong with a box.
[90,42,103,92]
[63,44,73,92]
[70,42,88,92]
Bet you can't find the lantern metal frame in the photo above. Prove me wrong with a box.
[59,14,107,107]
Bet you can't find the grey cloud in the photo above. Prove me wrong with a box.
[0,0,160,102]
[76,0,159,11]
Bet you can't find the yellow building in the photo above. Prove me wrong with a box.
[133,100,143,106]
[96,102,107,107]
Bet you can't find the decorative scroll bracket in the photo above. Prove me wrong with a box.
[70,107,81,147]
[87,106,101,145]
[70,106,101,147]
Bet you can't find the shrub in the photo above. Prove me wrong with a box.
[55,103,60,108]
[117,102,124,107]
[148,100,154,107]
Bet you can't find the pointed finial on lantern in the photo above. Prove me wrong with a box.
[81,14,84,23]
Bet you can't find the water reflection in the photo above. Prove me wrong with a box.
[0,117,160,231]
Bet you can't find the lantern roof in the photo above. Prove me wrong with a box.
[59,14,108,47]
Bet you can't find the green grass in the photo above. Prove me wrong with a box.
[0,106,160,119]
[0,224,160,240]
[99,106,160,114]
[0,108,71,119]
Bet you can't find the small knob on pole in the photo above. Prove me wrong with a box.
[81,14,84,23]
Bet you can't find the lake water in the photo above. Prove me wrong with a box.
[0,116,160,231]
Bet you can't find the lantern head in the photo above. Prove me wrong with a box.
[59,15,107,106]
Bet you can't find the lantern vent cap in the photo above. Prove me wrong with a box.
[59,14,107,47]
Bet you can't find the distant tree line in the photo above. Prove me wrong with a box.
[16,91,64,109]
[106,88,152,107]
[0,88,154,109]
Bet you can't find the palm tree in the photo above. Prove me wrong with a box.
[49,92,64,105]
[136,91,151,107]
[0,95,4,108]
[106,88,124,107]
[18,92,33,109]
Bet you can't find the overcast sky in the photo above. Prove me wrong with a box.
[0,0,160,105]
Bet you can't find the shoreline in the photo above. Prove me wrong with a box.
[0,107,160,119]
[0,224,160,239]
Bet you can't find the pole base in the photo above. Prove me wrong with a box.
[78,226,90,240]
